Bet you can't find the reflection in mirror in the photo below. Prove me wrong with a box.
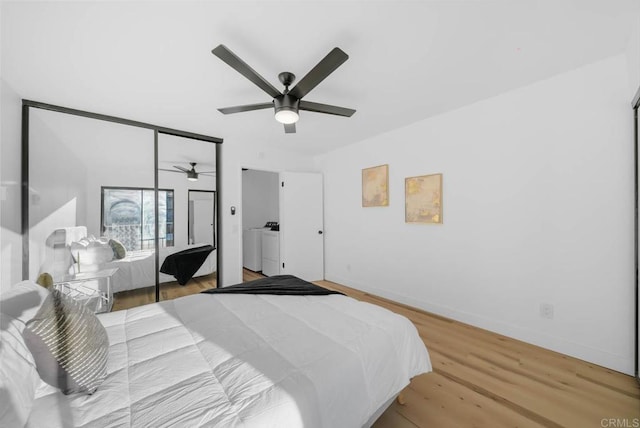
[157,133,217,301]
[28,108,155,313]
[189,190,216,248]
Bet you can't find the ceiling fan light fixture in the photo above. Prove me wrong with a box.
[274,108,299,124]
[274,94,300,124]
[187,170,199,181]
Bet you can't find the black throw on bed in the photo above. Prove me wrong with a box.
[202,275,344,296]
[160,245,215,285]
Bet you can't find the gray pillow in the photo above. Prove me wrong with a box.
[108,238,127,259]
[23,289,109,395]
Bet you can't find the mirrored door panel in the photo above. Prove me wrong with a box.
[24,102,222,313]
[157,133,217,301]
[28,108,155,312]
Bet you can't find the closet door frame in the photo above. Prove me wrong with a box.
[21,99,223,299]
[633,86,639,385]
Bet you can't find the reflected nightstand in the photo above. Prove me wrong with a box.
[53,268,118,314]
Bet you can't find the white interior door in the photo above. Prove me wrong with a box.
[280,171,324,281]
[192,197,214,246]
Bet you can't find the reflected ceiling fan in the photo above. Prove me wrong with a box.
[159,162,215,182]
[212,44,356,133]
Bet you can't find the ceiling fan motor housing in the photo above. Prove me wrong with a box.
[274,94,300,112]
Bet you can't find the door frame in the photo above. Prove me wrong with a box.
[633,85,640,385]
[238,166,280,281]
[188,189,216,249]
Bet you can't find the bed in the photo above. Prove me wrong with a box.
[1,277,431,427]
[46,226,216,293]
[103,244,216,293]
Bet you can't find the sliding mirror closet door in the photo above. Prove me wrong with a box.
[28,108,155,312]
[157,133,217,300]
[635,96,640,383]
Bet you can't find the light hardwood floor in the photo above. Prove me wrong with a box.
[111,273,217,311]
[113,270,640,427]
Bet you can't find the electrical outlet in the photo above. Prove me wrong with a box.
[540,303,554,319]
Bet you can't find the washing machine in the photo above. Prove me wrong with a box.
[261,230,280,277]
[242,228,264,271]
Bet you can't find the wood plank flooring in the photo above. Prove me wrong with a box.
[111,273,217,311]
[113,270,640,427]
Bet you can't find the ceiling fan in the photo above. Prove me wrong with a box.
[211,44,356,134]
[160,162,215,181]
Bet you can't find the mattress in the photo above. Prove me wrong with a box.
[26,292,431,427]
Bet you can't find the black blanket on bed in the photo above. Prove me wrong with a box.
[160,245,214,285]
[202,275,344,296]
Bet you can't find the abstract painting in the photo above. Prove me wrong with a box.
[362,164,389,207]
[405,173,442,224]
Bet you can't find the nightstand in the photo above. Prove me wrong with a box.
[53,268,118,314]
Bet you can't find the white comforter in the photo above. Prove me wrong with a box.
[26,292,431,427]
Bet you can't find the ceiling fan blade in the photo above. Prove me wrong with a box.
[159,168,181,173]
[199,170,216,174]
[288,47,349,99]
[299,100,356,117]
[173,165,190,173]
[212,45,282,98]
[218,102,273,115]
[284,123,296,134]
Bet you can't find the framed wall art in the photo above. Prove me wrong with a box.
[362,164,389,207]
[405,173,442,224]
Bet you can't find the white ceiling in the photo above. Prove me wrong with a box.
[2,1,638,156]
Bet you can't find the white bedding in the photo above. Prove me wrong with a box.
[104,245,216,293]
[26,292,431,427]
[45,226,216,293]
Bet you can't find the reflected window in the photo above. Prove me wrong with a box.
[101,187,174,250]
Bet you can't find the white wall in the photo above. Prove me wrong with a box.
[625,13,640,96]
[241,169,279,229]
[316,54,635,374]
[0,80,22,291]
